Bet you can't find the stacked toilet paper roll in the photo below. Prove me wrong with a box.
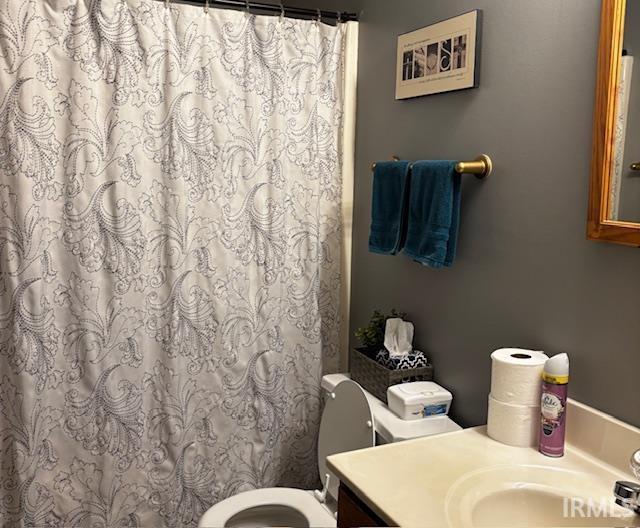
[487,348,549,447]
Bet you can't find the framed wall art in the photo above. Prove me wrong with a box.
[396,10,482,99]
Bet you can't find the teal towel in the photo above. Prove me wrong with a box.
[368,161,412,255]
[403,160,461,268]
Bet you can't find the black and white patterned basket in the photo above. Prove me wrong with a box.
[375,349,429,370]
[350,347,434,403]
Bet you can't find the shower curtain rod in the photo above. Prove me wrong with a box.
[162,0,359,22]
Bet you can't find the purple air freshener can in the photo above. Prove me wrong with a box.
[539,353,569,457]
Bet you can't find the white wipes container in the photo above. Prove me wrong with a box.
[387,381,453,421]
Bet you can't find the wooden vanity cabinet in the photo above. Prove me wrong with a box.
[337,483,390,527]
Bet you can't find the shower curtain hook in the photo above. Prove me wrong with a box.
[279,1,285,21]
[316,8,322,24]
[245,0,250,14]
[336,11,342,23]
[204,0,209,14]
[164,0,169,9]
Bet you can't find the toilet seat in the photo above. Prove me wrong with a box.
[198,488,336,527]
[317,379,375,500]
[198,380,375,528]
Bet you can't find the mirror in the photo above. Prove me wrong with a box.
[611,1,640,223]
[588,0,640,246]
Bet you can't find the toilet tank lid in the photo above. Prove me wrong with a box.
[321,373,462,442]
[321,373,351,392]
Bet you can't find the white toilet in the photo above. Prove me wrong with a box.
[199,374,461,528]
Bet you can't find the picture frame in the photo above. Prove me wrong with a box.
[396,10,482,100]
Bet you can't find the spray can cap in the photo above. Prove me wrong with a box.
[543,353,569,384]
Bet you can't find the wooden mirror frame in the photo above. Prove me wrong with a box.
[588,0,640,246]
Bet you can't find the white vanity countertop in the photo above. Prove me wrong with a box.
[327,402,640,527]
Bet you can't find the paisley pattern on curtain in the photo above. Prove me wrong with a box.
[0,0,348,525]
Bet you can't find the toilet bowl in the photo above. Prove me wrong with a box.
[199,375,461,527]
[198,488,335,528]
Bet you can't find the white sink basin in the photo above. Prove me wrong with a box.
[445,465,640,527]
[327,400,640,527]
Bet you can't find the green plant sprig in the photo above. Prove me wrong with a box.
[355,309,408,350]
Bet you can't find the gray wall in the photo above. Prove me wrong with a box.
[621,0,640,222]
[300,0,640,428]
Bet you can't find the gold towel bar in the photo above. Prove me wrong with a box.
[370,154,493,179]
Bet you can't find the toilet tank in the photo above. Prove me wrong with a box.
[321,373,461,444]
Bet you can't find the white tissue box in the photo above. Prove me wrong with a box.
[387,382,453,421]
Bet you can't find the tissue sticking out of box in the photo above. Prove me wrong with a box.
[384,318,414,358]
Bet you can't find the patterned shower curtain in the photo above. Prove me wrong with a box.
[0,0,355,525]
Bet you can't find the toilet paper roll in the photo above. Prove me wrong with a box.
[487,394,540,447]
[491,348,549,406]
